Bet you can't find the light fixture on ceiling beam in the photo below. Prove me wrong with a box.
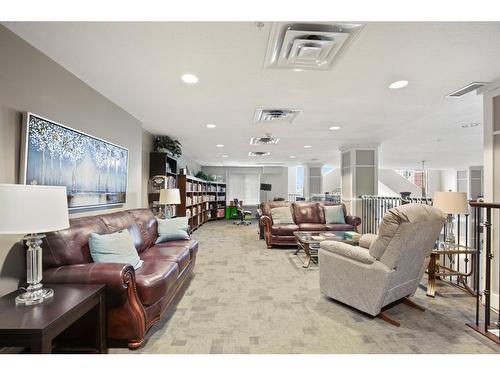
[181,73,199,84]
[389,80,408,89]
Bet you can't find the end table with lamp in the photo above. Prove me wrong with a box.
[0,184,107,353]
[429,191,474,297]
[159,188,181,218]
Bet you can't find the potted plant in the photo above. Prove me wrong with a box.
[154,136,182,157]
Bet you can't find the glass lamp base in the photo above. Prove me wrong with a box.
[15,287,54,306]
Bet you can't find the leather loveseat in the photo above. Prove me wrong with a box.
[259,202,361,248]
[42,209,197,349]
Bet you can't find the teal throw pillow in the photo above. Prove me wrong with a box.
[156,217,190,243]
[324,205,346,224]
[89,229,143,269]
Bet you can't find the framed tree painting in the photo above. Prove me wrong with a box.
[20,112,129,210]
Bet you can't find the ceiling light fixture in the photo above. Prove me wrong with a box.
[221,154,228,158]
[389,80,408,89]
[216,144,224,148]
[289,156,296,159]
[206,124,216,128]
[329,126,341,130]
[304,145,312,148]
[181,73,199,84]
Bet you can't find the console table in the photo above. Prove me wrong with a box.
[0,284,106,353]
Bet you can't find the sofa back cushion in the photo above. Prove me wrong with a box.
[43,208,158,269]
[100,211,147,252]
[270,207,295,225]
[292,202,325,224]
[324,205,346,224]
[369,204,446,266]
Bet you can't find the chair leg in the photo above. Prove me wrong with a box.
[376,312,401,327]
[402,297,426,312]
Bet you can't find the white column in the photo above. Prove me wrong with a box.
[303,163,323,199]
[340,145,378,216]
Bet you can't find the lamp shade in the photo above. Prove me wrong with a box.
[0,184,70,234]
[159,188,181,205]
[433,191,469,215]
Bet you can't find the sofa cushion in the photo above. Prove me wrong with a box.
[271,224,299,236]
[270,207,294,225]
[127,209,158,251]
[135,260,179,306]
[88,229,143,270]
[324,205,346,224]
[141,244,191,272]
[325,224,355,232]
[160,239,198,259]
[298,223,328,231]
[292,202,325,224]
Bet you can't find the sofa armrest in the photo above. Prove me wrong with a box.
[345,215,361,231]
[320,240,375,264]
[44,263,137,307]
[359,233,377,249]
[259,215,273,248]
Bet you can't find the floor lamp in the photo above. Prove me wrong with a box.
[0,184,69,305]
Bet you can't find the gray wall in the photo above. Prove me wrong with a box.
[0,25,147,296]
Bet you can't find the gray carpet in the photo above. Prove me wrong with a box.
[111,220,500,354]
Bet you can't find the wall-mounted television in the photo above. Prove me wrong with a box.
[260,183,272,191]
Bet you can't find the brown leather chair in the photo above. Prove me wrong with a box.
[41,209,197,349]
[259,202,361,248]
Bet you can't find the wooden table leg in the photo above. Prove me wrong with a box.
[31,335,52,353]
[426,253,437,297]
[97,292,107,354]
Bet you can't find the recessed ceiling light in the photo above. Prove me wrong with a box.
[181,73,199,84]
[389,80,408,89]
[329,126,341,130]
[206,124,216,128]
[304,145,312,148]
[221,154,228,158]
[461,122,481,128]
[289,156,296,159]
[216,144,224,148]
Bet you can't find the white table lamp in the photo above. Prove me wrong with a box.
[159,188,181,218]
[0,184,69,305]
[433,191,468,245]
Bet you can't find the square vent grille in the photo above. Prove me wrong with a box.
[250,136,280,145]
[254,109,301,124]
[249,151,271,156]
[264,22,364,70]
[446,82,489,98]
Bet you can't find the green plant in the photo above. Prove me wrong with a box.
[195,171,210,181]
[154,136,182,157]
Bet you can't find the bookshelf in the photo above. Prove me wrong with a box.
[148,152,178,215]
[178,175,227,231]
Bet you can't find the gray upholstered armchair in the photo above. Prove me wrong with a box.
[319,203,446,325]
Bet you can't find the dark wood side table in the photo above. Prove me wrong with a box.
[0,284,106,354]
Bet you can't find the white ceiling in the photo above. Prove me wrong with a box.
[5,22,500,169]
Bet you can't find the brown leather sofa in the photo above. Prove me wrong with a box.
[259,202,361,248]
[42,209,197,349]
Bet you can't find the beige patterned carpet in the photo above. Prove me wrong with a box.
[111,220,500,354]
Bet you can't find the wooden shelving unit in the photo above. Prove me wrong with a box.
[178,175,226,231]
[148,152,178,215]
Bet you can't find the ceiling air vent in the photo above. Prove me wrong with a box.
[249,151,271,156]
[264,22,364,70]
[254,109,301,124]
[250,135,280,145]
[446,82,489,98]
